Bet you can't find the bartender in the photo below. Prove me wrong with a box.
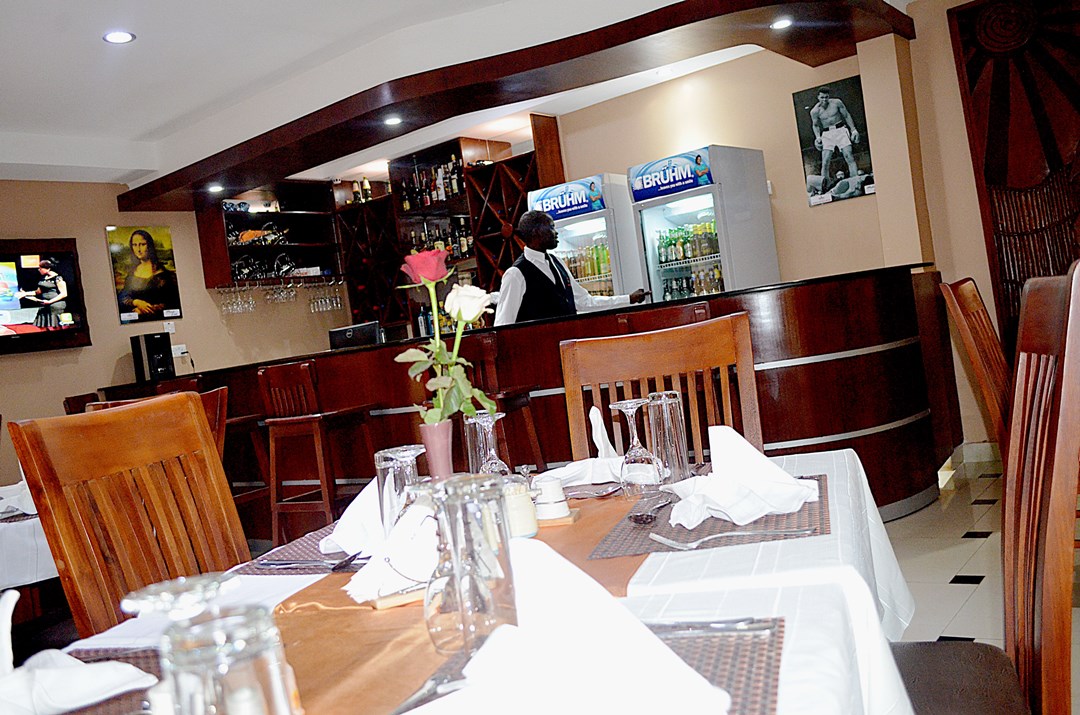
[494,210,648,326]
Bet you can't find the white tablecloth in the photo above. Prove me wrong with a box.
[0,516,59,590]
[628,449,915,640]
[623,565,914,715]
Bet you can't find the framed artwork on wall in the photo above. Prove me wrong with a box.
[793,75,876,207]
[106,226,182,325]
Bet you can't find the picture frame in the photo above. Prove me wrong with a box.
[106,226,183,325]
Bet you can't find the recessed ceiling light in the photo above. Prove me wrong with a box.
[103,30,135,44]
[770,18,793,30]
[208,184,224,193]
[384,116,403,126]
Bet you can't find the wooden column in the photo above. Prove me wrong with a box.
[530,113,566,188]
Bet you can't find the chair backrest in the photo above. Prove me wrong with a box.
[458,333,500,394]
[85,387,229,458]
[7,392,250,637]
[1002,261,1080,714]
[258,361,322,418]
[560,313,762,462]
[62,392,100,416]
[616,301,710,334]
[153,376,201,395]
[940,278,1010,446]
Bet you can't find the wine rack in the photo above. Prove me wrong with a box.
[337,194,411,327]
[465,152,540,293]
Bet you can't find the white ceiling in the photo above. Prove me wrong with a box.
[0,0,910,189]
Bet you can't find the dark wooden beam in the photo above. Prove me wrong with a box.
[118,0,914,213]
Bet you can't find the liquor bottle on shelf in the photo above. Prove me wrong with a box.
[409,230,419,254]
[436,167,446,202]
[401,180,412,212]
[433,228,446,253]
[463,218,474,256]
[351,180,363,204]
[361,177,373,202]
[457,220,469,258]
[449,155,461,195]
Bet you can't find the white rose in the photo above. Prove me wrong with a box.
[444,284,493,323]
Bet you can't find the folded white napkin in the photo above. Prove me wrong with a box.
[0,649,157,715]
[663,426,818,528]
[413,539,730,714]
[343,504,438,604]
[528,406,621,488]
[589,405,618,458]
[0,480,36,516]
[319,481,380,556]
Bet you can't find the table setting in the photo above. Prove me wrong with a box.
[0,478,59,591]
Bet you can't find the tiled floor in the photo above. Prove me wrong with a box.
[886,459,1079,712]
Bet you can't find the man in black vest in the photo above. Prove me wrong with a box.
[494,210,648,325]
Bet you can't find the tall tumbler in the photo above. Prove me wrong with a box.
[375,445,426,537]
[424,474,518,655]
[162,605,303,715]
[647,391,690,484]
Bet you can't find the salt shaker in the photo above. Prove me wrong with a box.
[534,476,571,520]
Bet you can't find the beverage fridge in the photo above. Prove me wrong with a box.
[628,145,779,303]
[527,174,646,298]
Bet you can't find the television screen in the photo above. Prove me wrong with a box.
[0,238,92,354]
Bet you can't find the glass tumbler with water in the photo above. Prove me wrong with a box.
[162,605,302,715]
[647,391,690,484]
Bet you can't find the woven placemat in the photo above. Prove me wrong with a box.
[652,618,785,715]
[233,523,365,575]
[0,511,36,523]
[589,475,829,560]
[67,648,161,715]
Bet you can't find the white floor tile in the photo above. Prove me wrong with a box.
[942,577,1004,640]
[957,532,1003,578]
[891,536,982,583]
[884,497,995,540]
[971,502,1002,532]
[900,582,977,642]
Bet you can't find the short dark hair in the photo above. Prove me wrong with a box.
[817,86,832,95]
[517,210,553,241]
[38,259,54,269]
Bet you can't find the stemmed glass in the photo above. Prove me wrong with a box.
[470,411,511,478]
[609,398,663,498]
[374,444,427,537]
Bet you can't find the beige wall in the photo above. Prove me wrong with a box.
[559,0,995,443]
[0,181,345,483]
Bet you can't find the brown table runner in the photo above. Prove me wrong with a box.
[233,523,365,575]
[67,648,160,715]
[590,475,829,560]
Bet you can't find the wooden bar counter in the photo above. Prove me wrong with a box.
[102,264,961,520]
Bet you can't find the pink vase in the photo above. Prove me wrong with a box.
[419,419,455,481]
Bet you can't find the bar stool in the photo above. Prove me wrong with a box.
[258,360,376,545]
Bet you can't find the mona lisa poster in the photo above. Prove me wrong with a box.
[106,226,182,324]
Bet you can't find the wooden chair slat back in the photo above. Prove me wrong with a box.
[1002,261,1080,715]
[85,387,229,457]
[560,313,762,461]
[7,393,250,637]
[62,392,99,416]
[616,301,711,334]
[940,278,1010,445]
[258,361,321,417]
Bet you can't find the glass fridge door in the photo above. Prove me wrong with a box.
[552,214,615,297]
[638,187,725,303]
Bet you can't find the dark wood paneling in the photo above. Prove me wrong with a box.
[117,0,914,213]
[530,114,566,188]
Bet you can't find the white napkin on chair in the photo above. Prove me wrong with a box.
[0,480,37,516]
[662,426,818,528]
[589,406,618,458]
[411,539,730,714]
[343,504,438,604]
[0,649,157,715]
[531,407,622,487]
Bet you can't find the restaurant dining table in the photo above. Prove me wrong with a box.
[62,446,915,714]
[0,512,58,590]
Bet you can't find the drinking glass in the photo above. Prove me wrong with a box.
[162,605,302,715]
[374,444,426,537]
[424,474,517,655]
[647,391,690,484]
[609,398,662,498]
[469,410,511,478]
[120,571,234,622]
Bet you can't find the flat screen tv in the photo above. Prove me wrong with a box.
[0,238,92,355]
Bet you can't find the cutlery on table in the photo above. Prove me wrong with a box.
[644,617,775,636]
[564,483,621,499]
[255,552,369,571]
[627,498,673,525]
[649,527,815,550]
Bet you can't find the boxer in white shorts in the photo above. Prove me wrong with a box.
[811,86,861,182]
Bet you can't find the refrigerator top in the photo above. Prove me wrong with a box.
[527,173,607,221]
[627,146,712,203]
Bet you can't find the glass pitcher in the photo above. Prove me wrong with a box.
[424,474,518,655]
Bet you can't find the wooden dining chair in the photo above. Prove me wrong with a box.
[61,392,99,416]
[940,278,1011,447]
[891,260,1080,714]
[615,300,710,334]
[258,360,376,545]
[85,387,229,457]
[7,393,251,638]
[458,333,547,472]
[559,313,762,462]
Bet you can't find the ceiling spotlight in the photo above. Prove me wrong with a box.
[384,116,403,126]
[770,18,793,30]
[103,30,136,44]
[207,184,224,193]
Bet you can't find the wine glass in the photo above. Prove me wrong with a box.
[471,411,511,478]
[609,398,662,499]
[374,444,426,537]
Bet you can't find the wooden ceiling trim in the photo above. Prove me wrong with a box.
[118,0,914,213]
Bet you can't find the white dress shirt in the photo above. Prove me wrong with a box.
[494,246,630,326]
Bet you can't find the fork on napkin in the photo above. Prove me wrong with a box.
[661,426,818,529]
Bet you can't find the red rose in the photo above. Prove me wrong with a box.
[401,250,450,283]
